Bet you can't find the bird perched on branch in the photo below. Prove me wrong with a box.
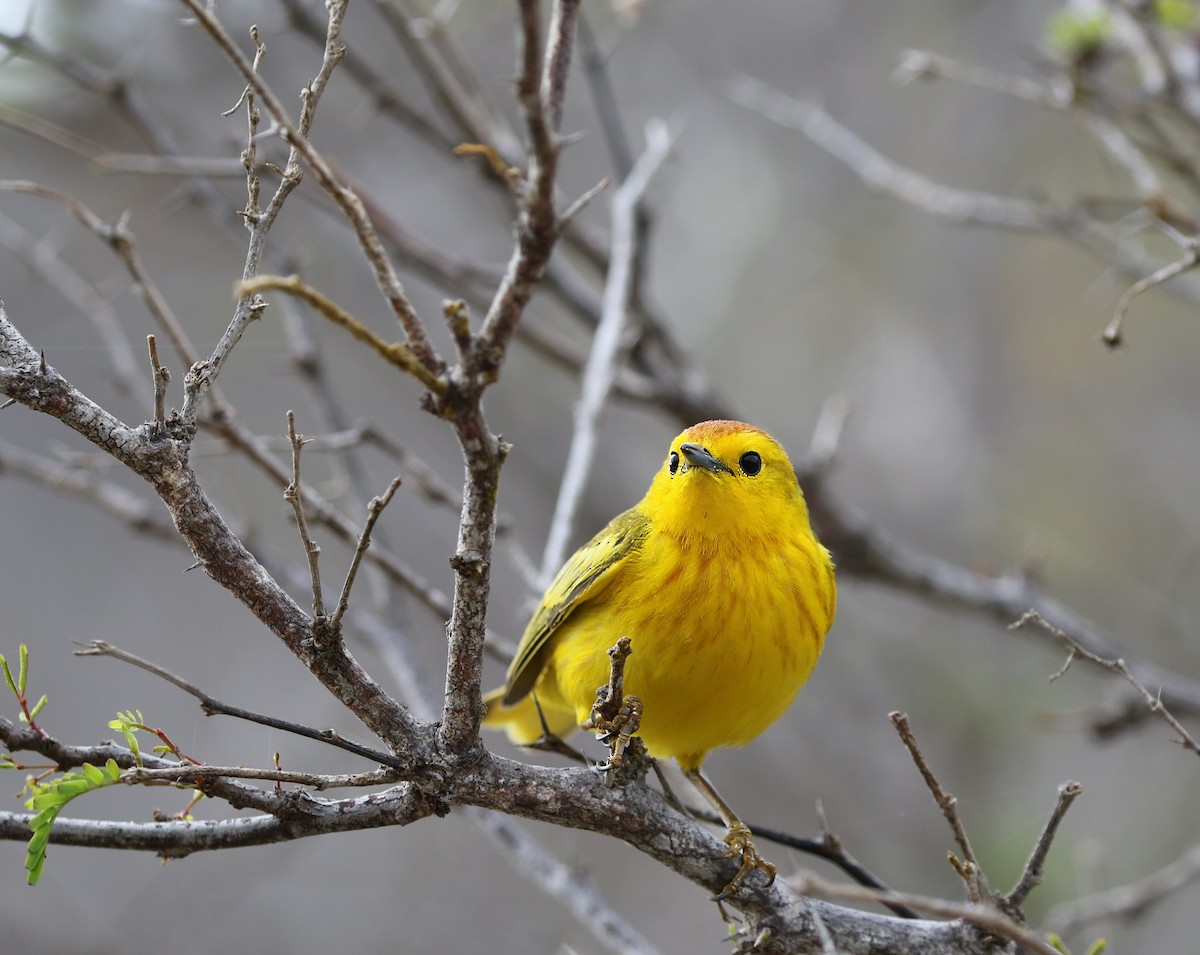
[484,419,836,896]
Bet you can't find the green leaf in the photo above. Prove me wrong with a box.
[0,653,15,697]
[1156,0,1198,30]
[1086,940,1108,955]
[1046,934,1070,955]
[17,644,28,695]
[27,790,60,812]
[26,820,52,856]
[108,713,144,765]
[22,757,122,886]
[1046,10,1111,59]
[26,850,46,886]
[54,777,92,798]
[28,694,47,719]
[29,806,58,830]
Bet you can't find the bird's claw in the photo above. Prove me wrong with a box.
[712,822,776,900]
[586,694,642,787]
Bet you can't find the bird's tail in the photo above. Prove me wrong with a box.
[481,686,579,746]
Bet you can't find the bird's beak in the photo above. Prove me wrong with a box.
[679,442,735,475]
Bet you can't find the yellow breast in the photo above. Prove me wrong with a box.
[543,519,833,770]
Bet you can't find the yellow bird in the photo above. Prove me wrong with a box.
[483,419,836,894]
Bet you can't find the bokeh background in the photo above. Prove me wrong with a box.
[2,1,1198,952]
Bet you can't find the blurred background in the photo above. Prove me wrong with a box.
[2,1,1198,952]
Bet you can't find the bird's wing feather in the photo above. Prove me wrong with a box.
[503,507,650,704]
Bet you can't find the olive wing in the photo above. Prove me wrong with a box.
[503,507,649,704]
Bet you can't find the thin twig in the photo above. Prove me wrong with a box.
[146,335,170,438]
[370,0,523,166]
[1006,780,1083,908]
[539,118,673,583]
[0,177,207,398]
[433,0,581,760]
[237,24,266,227]
[467,805,662,955]
[0,439,177,540]
[728,71,1200,349]
[539,0,581,141]
[0,191,141,392]
[285,411,326,621]
[676,807,920,919]
[804,394,851,476]
[1011,610,1200,757]
[464,0,569,379]
[727,74,1065,232]
[208,412,455,623]
[332,474,404,631]
[179,0,444,384]
[1102,239,1200,347]
[1049,840,1200,933]
[893,48,1069,108]
[235,274,446,393]
[889,711,987,898]
[74,640,404,768]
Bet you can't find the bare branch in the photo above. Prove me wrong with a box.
[727,74,1066,232]
[208,410,455,623]
[889,711,985,897]
[893,48,1070,108]
[369,0,523,164]
[540,118,674,582]
[1102,237,1200,347]
[0,190,141,392]
[467,805,662,955]
[285,411,327,622]
[1049,840,1200,933]
[1011,610,1200,757]
[179,0,444,396]
[145,335,171,438]
[332,474,404,631]
[122,764,394,790]
[791,870,1063,955]
[235,274,446,394]
[74,640,403,768]
[0,774,434,857]
[0,438,177,540]
[0,307,424,759]
[1006,780,1084,908]
[434,1,583,759]
[801,478,1200,729]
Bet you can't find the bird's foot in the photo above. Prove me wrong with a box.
[714,821,776,900]
[588,694,643,785]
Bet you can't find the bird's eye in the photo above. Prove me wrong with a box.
[668,451,680,474]
[739,451,762,476]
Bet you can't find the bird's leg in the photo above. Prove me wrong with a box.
[523,694,593,765]
[583,637,643,785]
[684,767,776,899]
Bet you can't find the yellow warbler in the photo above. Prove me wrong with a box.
[483,419,836,894]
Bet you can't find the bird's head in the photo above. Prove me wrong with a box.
[642,420,810,539]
